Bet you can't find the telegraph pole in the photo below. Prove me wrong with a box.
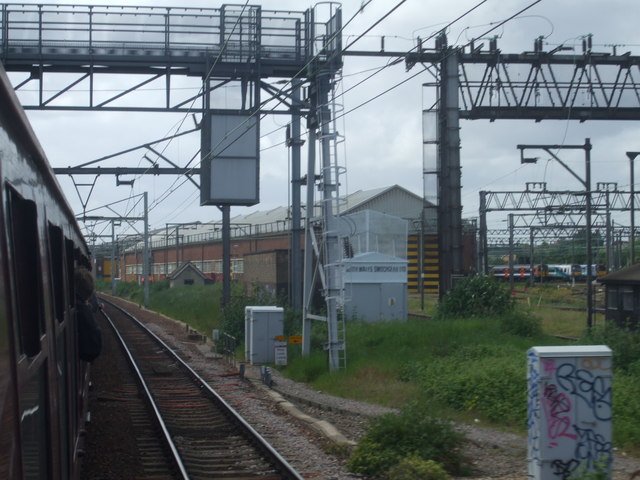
[143,192,150,308]
[627,151,639,265]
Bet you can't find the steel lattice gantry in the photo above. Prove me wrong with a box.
[478,187,640,273]
[0,2,349,369]
[0,3,341,111]
[399,33,640,295]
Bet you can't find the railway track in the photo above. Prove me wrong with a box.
[97,299,305,480]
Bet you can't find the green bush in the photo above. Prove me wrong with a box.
[221,285,278,341]
[386,456,451,480]
[437,275,513,318]
[114,281,142,301]
[282,350,328,383]
[582,323,640,372]
[347,402,468,477]
[498,309,542,337]
[416,354,527,425]
[610,372,640,447]
[149,283,221,335]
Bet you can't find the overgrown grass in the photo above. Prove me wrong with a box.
[108,279,640,456]
[109,281,224,336]
[295,315,557,415]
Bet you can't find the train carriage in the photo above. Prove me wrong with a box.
[0,63,90,479]
[490,264,548,282]
[547,264,582,280]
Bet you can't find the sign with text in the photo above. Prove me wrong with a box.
[274,342,288,366]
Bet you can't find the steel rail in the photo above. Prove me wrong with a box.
[101,307,190,479]
[102,298,306,480]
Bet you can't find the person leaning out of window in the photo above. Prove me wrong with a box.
[75,267,102,362]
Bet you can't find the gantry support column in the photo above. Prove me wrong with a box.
[289,79,304,311]
[479,191,488,274]
[438,45,463,294]
[302,125,316,357]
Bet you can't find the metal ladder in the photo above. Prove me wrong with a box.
[317,69,347,371]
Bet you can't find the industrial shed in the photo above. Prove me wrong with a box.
[243,249,289,298]
[115,185,475,299]
[598,264,640,328]
[168,261,209,288]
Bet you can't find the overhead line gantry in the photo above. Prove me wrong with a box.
[4,4,640,345]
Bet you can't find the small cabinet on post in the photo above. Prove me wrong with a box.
[244,306,284,365]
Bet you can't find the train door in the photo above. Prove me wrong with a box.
[0,185,20,480]
[5,187,50,478]
[47,224,72,480]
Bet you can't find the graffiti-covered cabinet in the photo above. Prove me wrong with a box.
[527,345,612,480]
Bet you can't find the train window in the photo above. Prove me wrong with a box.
[607,287,618,309]
[623,287,634,311]
[47,224,65,323]
[65,238,75,308]
[6,187,44,357]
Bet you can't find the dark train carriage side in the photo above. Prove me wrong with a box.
[0,64,90,479]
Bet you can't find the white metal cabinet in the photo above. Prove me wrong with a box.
[527,345,612,480]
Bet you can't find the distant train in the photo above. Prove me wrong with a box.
[490,263,607,282]
[0,64,91,478]
[547,264,607,280]
[490,264,549,281]
[579,264,608,278]
[547,264,582,280]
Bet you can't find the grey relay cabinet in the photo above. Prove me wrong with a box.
[244,306,284,365]
[527,345,612,480]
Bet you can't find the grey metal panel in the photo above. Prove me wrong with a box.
[204,113,259,206]
[344,282,407,322]
[246,307,283,365]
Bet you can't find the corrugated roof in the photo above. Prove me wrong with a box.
[228,184,422,226]
[135,185,423,249]
[599,264,640,284]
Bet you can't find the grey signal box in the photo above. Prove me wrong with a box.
[244,306,284,365]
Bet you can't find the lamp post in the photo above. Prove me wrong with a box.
[626,151,639,265]
[518,138,593,329]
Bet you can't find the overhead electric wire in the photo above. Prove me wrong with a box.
[142,1,253,214]
[115,0,257,235]
[144,0,419,223]
[116,0,543,233]
[342,0,408,52]
[146,1,378,226]
[264,0,494,151]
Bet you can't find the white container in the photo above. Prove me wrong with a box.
[244,306,284,365]
[527,345,612,480]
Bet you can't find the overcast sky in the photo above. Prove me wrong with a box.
[7,0,640,240]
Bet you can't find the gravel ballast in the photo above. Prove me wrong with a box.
[93,295,640,480]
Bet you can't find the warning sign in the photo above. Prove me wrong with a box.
[288,335,303,345]
[274,344,288,366]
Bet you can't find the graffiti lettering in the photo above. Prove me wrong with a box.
[555,363,612,421]
[581,356,611,372]
[542,358,557,375]
[574,426,613,471]
[527,351,542,464]
[551,458,580,480]
[542,383,577,443]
